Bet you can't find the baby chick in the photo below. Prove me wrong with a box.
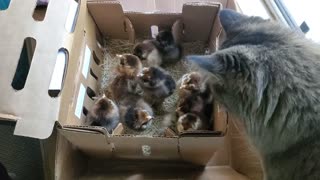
[176,113,210,133]
[115,54,143,77]
[132,30,182,67]
[176,72,214,131]
[178,71,214,107]
[106,54,142,102]
[137,66,176,107]
[176,94,205,116]
[132,40,163,67]
[156,30,182,64]
[85,94,120,134]
[178,72,204,97]
[119,94,154,131]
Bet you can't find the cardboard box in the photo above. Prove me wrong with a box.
[0,0,263,179]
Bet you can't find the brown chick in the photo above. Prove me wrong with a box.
[133,40,163,67]
[85,94,120,134]
[106,54,142,102]
[176,94,205,117]
[119,94,154,131]
[115,54,143,77]
[176,113,210,133]
[178,72,205,98]
[137,66,176,107]
[176,72,214,131]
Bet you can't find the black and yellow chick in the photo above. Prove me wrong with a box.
[105,54,142,102]
[85,94,120,134]
[133,40,163,67]
[137,67,176,107]
[119,94,154,131]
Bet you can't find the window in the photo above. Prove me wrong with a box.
[271,0,320,43]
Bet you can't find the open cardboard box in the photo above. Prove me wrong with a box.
[0,0,263,179]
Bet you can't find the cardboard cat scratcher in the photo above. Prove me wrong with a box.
[0,0,263,179]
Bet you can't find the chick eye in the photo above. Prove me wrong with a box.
[135,113,139,119]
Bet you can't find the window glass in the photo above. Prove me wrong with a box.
[278,0,320,43]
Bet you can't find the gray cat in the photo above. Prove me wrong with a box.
[187,9,320,180]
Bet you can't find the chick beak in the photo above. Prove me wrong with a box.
[180,85,187,89]
[116,54,123,58]
[176,107,181,112]
[147,116,154,121]
[137,72,144,77]
[92,96,99,100]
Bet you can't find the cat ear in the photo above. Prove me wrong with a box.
[187,52,243,75]
[186,54,224,74]
[255,68,267,108]
[219,9,247,34]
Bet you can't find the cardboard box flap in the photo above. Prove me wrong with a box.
[58,128,114,158]
[0,0,79,139]
[179,131,223,137]
[179,136,225,165]
[182,2,220,42]
[124,13,181,38]
[109,136,180,160]
[88,0,221,42]
[87,0,128,39]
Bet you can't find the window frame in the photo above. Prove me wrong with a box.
[263,0,310,33]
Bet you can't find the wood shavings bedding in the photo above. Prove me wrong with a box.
[100,39,207,136]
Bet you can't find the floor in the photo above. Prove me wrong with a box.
[0,121,44,180]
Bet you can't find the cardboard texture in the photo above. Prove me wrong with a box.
[0,0,264,179]
[0,0,76,139]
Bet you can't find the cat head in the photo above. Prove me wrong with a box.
[218,9,275,47]
[186,10,278,114]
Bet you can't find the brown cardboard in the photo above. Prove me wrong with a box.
[55,121,251,180]
[51,0,229,166]
[55,132,250,180]
[87,0,221,42]
[0,0,79,139]
[228,115,264,180]
[0,0,263,179]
